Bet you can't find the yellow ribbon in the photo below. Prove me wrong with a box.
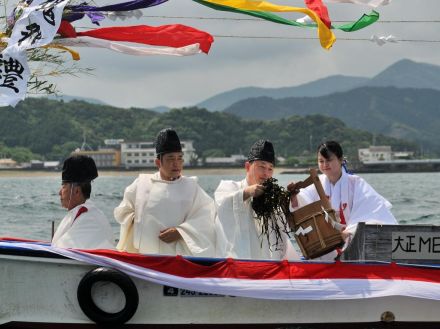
[44,44,81,61]
[203,0,335,49]
[1,32,80,60]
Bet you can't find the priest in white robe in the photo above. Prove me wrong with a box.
[52,155,115,249]
[114,128,216,257]
[215,140,300,260]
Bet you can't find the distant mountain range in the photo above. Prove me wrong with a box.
[197,75,368,112]
[34,59,440,154]
[197,59,440,111]
[223,86,440,154]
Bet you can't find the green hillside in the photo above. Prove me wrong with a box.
[224,87,440,155]
[0,98,417,163]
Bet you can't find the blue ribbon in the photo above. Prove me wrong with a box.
[64,0,168,25]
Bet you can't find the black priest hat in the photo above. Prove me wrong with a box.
[62,155,98,183]
[248,139,275,164]
[155,128,182,156]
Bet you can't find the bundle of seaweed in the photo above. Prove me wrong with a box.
[251,177,292,251]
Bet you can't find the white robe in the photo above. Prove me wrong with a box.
[214,179,300,260]
[52,200,115,249]
[295,170,397,260]
[298,170,398,233]
[114,172,216,257]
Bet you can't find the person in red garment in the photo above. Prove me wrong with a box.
[52,155,115,249]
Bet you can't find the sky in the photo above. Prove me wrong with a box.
[46,0,440,109]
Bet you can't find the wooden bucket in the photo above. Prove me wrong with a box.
[288,169,344,259]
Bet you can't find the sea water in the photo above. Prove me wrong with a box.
[0,172,439,241]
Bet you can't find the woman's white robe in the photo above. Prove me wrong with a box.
[52,200,115,249]
[214,179,300,260]
[114,173,216,257]
[298,170,398,232]
[295,170,397,260]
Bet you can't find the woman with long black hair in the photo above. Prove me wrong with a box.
[289,141,397,251]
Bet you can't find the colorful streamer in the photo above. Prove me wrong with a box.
[54,36,204,57]
[43,44,80,60]
[57,21,214,54]
[64,0,168,25]
[295,10,379,32]
[193,0,335,49]
[305,0,331,28]
[194,0,378,39]
[336,10,379,32]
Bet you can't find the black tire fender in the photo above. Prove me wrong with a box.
[77,267,139,325]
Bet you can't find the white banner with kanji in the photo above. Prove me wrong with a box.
[0,49,30,107]
[0,0,69,107]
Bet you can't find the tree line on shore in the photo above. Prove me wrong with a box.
[0,98,417,165]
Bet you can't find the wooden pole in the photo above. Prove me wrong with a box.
[310,168,332,209]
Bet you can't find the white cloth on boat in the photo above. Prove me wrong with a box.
[214,179,300,260]
[52,200,115,249]
[114,172,216,257]
[298,170,398,228]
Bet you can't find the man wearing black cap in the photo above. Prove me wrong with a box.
[214,140,299,260]
[114,128,215,256]
[52,155,115,249]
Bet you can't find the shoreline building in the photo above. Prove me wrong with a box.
[358,146,415,164]
[0,158,18,169]
[358,146,393,163]
[71,148,121,168]
[357,145,440,172]
[71,140,123,168]
[120,140,196,169]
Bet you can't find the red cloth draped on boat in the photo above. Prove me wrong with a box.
[1,238,440,301]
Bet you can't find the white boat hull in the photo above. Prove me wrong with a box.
[2,252,440,328]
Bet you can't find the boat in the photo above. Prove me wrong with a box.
[2,223,440,328]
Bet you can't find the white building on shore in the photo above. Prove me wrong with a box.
[358,146,415,164]
[0,158,18,169]
[120,140,196,168]
[358,146,392,163]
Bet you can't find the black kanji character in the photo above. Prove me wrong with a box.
[18,22,42,46]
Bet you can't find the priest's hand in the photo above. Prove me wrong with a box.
[243,184,265,201]
[159,227,182,243]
